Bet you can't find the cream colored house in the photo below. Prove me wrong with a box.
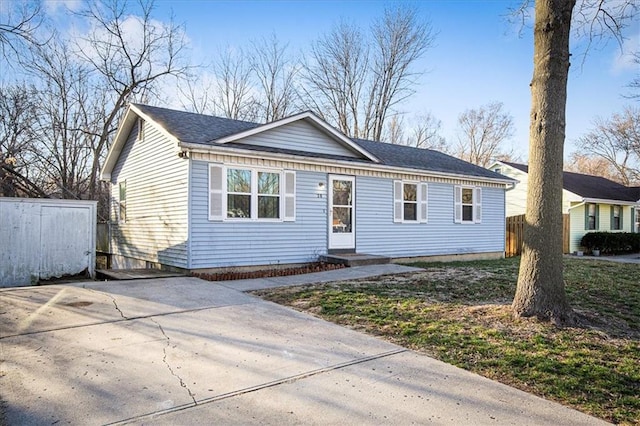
[490,161,640,253]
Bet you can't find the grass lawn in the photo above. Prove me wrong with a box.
[253,257,640,425]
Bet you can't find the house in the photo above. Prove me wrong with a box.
[100,104,514,272]
[490,160,640,253]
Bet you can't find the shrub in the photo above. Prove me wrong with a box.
[580,232,640,254]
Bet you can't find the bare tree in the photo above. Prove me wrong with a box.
[178,76,217,115]
[409,112,447,150]
[75,0,192,200]
[180,48,257,121]
[249,33,298,122]
[302,20,370,137]
[0,0,43,60]
[23,37,95,200]
[512,0,638,325]
[626,51,640,100]
[384,114,405,145]
[454,102,514,167]
[213,47,258,121]
[575,106,640,185]
[384,112,446,150]
[369,5,436,141]
[0,84,44,197]
[302,5,435,140]
[565,152,627,182]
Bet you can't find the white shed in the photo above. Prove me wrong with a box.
[0,198,97,287]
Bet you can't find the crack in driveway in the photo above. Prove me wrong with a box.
[150,318,197,405]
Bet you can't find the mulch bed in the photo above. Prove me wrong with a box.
[191,262,345,281]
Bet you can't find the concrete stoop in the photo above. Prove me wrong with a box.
[321,253,391,267]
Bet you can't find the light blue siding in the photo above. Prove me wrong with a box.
[110,122,189,268]
[235,120,360,158]
[355,176,505,257]
[189,161,328,268]
[188,166,505,268]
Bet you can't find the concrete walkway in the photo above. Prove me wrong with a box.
[0,265,607,425]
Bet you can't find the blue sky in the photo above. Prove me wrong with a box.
[50,0,640,161]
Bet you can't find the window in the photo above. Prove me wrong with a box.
[462,188,474,221]
[611,205,622,230]
[137,118,145,141]
[454,186,482,224]
[227,169,251,218]
[492,167,502,174]
[393,181,427,223]
[118,181,126,222]
[209,164,295,222]
[403,183,417,221]
[257,171,280,219]
[226,168,279,219]
[586,204,598,230]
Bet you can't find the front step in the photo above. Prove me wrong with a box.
[321,253,391,267]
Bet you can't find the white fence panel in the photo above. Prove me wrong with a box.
[0,198,96,287]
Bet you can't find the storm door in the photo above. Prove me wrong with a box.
[328,175,355,250]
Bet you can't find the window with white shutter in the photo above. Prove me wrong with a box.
[454,186,462,223]
[455,185,482,224]
[393,180,403,223]
[393,180,427,223]
[209,164,295,222]
[474,187,482,223]
[208,164,224,221]
[283,170,296,222]
[419,183,428,223]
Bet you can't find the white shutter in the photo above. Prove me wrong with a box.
[474,187,482,223]
[209,164,225,221]
[283,170,296,221]
[393,180,403,223]
[454,185,462,223]
[419,183,428,223]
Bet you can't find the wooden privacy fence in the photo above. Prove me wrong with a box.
[506,214,570,257]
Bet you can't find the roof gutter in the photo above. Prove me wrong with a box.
[581,198,639,207]
[178,141,516,187]
[568,201,586,210]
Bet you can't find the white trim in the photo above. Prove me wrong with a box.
[328,175,356,250]
[208,164,225,221]
[131,104,181,145]
[394,180,424,223]
[419,182,428,223]
[212,111,380,163]
[474,187,482,223]
[211,164,289,222]
[455,185,482,224]
[283,170,296,222]
[181,142,514,187]
[101,105,181,181]
[454,186,462,223]
[393,180,403,223]
[581,197,639,207]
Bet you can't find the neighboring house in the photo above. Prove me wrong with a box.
[490,161,640,253]
[100,104,514,272]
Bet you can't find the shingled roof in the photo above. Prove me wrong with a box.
[134,104,260,143]
[132,104,505,181]
[501,161,639,202]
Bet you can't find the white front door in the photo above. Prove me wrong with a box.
[329,175,355,250]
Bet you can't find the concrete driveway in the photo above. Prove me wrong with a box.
[1,266,607,425]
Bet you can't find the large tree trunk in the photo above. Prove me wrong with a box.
[512,0,577,325]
